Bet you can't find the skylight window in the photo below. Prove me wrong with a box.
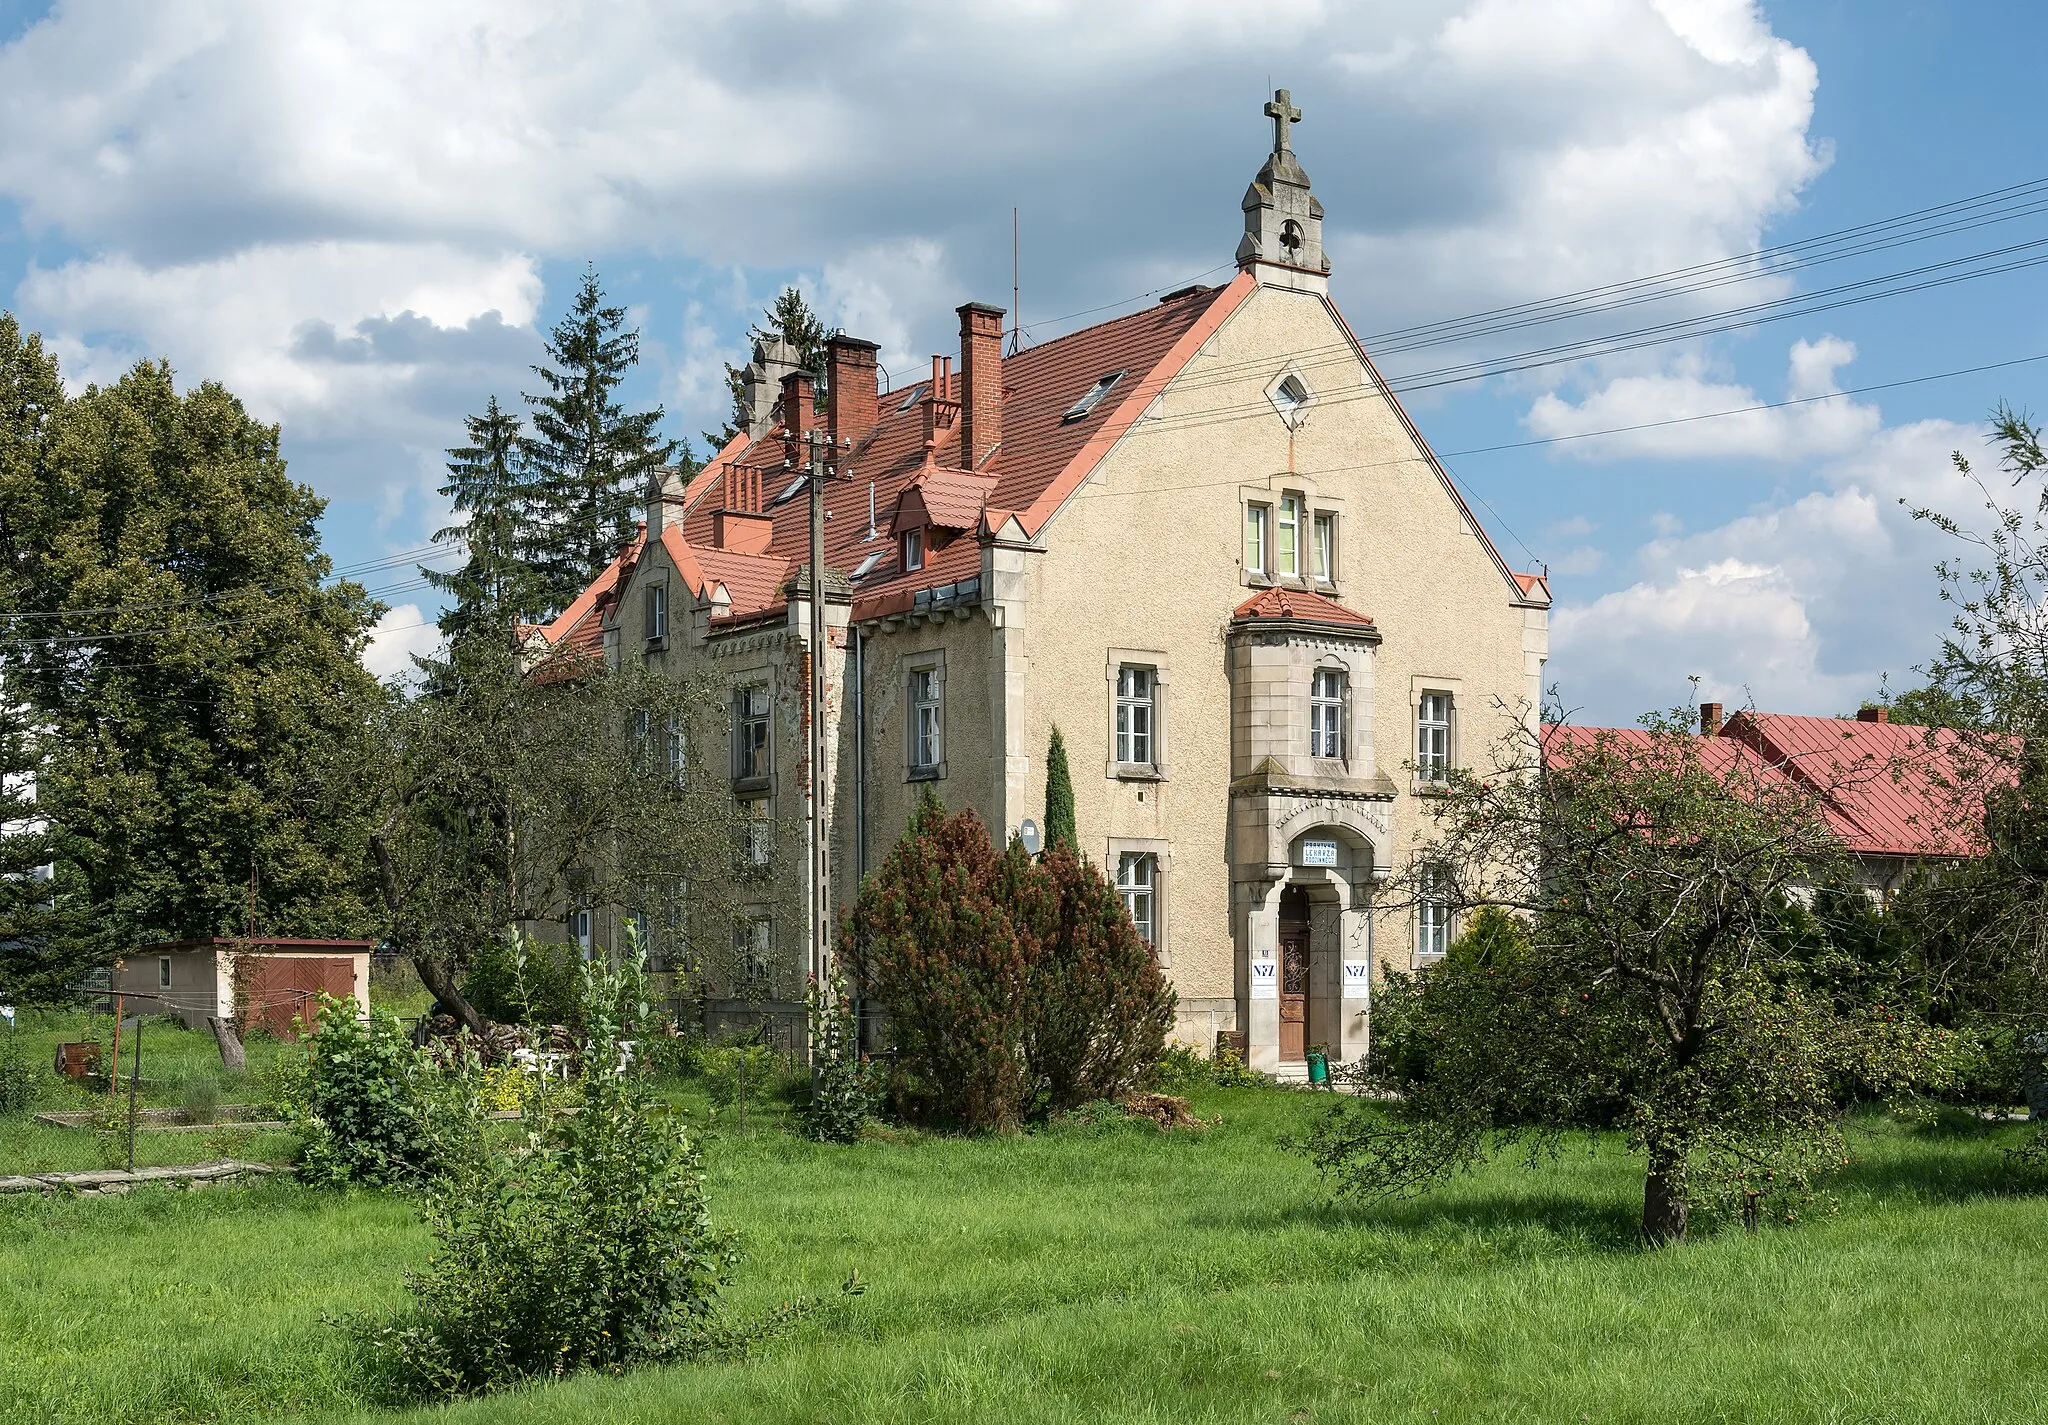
[1062,370,1127,423]
[896,383,928,412]
[852,552,884,580]
[770,473,808,506]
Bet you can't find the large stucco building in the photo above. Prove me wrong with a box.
[529,93,1550,1072]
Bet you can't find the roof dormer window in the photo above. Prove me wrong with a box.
[901,527,924,573]
[1063,370,1127,423]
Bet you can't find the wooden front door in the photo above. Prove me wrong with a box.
[1279,931,1309,1062]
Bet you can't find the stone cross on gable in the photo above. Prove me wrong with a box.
[1264,89,1301,155]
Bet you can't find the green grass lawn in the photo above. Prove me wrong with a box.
[1,1082,2042,1425]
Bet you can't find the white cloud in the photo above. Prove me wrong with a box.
[1524,336,1879,461]
[1550,418,1984,720]
[362,604,444,682]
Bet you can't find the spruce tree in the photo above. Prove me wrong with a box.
[522,268,683,618]
[706,287,835,451]
[423,396,542,657]
[1044,725,1077,853]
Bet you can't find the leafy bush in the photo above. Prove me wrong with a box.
[1147,1042,1267,1092]
[639,1027,708,1082]
[281,995,446,1188]
[461,932,583,1028]
[802,967,877,1144]
[1210,1046,1266,1088]
[845,801,1174,1132]
[365,949,738,1399]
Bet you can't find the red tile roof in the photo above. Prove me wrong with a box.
[537,267,1537,637]
[1544,715,1990,860]
[1231,586,1377,628]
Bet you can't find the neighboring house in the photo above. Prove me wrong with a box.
[1552,703,1986,893]
[526,93,1550,1073]
[110,938,374,1038]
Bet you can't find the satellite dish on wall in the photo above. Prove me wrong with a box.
[1018,818,1042,855]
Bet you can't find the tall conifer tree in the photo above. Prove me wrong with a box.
[1044,725,1077,852]
[423,396,541,657]
[522,268,683,618]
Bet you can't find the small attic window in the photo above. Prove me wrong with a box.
[896,383,928,412]
[852,551,884,580]
[1062,370,1127,423]
[1268,369,1315,427]
[770,473,807,506]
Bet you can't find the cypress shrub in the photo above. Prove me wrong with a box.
[1044,725,1076,851]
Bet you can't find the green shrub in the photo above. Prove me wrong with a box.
[1148,1042,1267,1091]
[281,995,446,1188]
[178,1069,223,1125]
[364,949,738,1399]
[462,933,584,1028]
[1210,1045,1266,1088]
[639,1027,708,1082]
[802,967,877,1144]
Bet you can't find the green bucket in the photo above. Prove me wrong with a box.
[1306,1049,1329,1086]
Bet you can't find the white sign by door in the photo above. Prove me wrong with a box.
[1250,957,1278,1000]
[1300,839,1338,866]
[1342,962,1371,998]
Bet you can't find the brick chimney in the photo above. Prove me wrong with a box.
[957,302,1005,471]
[1856,706,1890,724]
[921,355,959,467]
[780,370,814,461]
[1699,702,1723,736]
[827,335,880,449]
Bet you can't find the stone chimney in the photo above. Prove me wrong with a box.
[780,370,814,462]
[1856,706,1890,724]
[1699,702,1723,736]
[740,337,803,440]
[957,302,1005,471]
[714,466,772,554]
[827,335,880,449]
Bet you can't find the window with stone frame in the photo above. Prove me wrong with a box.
[629,708,653,772]
[737,914,774,992]
[645,582,667,645]
[1417,691,1453,782]
[908,663,943,776]
[734,685,770,782]
[571,908,594,956]
[1310,667,1346,760]
[1276,494,1302,577]
[1117,852,1157,947]
[157,956,172,989]
[1244,502,1270,576]
[740,797,771,868]
[1115,665,1156,767]
[1416,865,1452,962]
[1313,511,1336,583]
[666,711,687,787]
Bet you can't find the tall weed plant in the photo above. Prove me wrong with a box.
[366,938,741,1399]
[802,965,877,1144]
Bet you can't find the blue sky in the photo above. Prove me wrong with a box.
[2,1,2044,722]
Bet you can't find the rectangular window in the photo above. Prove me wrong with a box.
[645,583,667,643]
[667,712,687,787]
[571,909,593,956]
[666,879,690,962]
[623,908,648,954]
[1417,692,1453,782]
[1310,668,1346,759]
[1117,853,1156,947]
[1244,503,1269,574]
[1115,665,1155,766]
[629,709,652,772]
[1314,511,1335,583]
[1276,495,1300,577]
[737,915,774,990]
[1417,869,1451,962]
[909,666,942,772]
[158,956,172,989]
[741,798,771,867]
[902,528,924,573]
[735,686,770,780]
